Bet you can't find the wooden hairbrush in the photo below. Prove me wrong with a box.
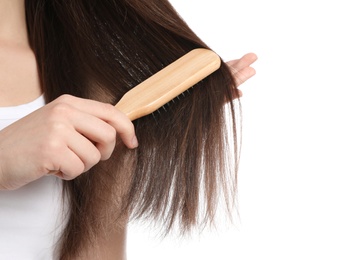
[115,48,221,121]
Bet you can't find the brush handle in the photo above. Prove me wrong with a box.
[115,48,221,121]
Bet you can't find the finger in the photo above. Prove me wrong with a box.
[47,147,85,180]
[226,53,257,88]
[55,95,138,149]
[226,53,258,74]
[233,66,257,87]
[48,130,101,179]
[46,128,101,178]
[98,106,137,149]
[70,111,117,160]
[66,129,102,171]
[226,58,239,67]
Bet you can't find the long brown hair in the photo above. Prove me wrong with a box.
[25,0,240,258]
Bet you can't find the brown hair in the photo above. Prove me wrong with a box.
[25,0,240,258]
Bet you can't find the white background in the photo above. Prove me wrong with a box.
[128,1,340,259]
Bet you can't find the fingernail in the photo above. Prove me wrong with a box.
[131,136,139,148]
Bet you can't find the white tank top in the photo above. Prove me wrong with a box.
[0,96,65,260]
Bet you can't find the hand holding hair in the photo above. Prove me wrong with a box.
[0,50,256,191]
[0,94,138,190]
[8,0,259,257]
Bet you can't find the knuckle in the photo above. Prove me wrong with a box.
[102,103,135,137]
[47,121,68,134]
[41,138,63,153]
[117,116,134,134]
[46,104,74,129]
[56,94,73,103]
[95,142,115,161]
[103,128,117,144]
[99,102,114,117]
[50,102,72,117]
[82,152,101,172]
[38,141,63,166]
[102,102,115,113]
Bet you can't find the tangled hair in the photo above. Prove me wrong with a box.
[26,0,240,258]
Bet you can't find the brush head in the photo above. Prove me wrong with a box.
[115,48,221,121]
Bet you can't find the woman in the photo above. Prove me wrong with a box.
[0,0,256,259]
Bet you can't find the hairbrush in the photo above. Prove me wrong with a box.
[115,48,221,121]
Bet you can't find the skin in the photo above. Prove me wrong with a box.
[0,0,138,190]
[0,0,257,258]
[228,52,257,97]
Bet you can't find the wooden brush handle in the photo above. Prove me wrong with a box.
[115,48,221,121]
